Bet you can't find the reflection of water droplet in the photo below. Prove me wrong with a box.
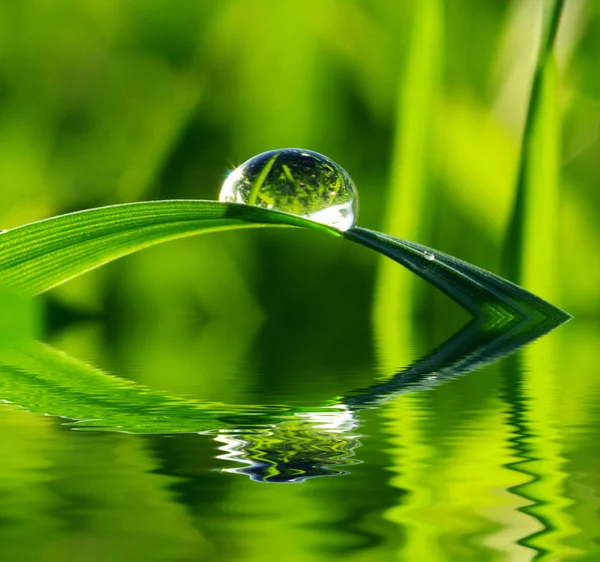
[424,251,435,261]
[0,230,7,234]
[214,408,361,483]
[219,148,359,231]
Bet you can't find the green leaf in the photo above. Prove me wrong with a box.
[0,200,569,324]
[0,200,338,296]
[373,0,443,368]
[374,0,443,318]
[345,227,570,323]
[503,0,565,297]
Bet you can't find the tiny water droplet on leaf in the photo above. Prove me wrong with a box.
[219,148,358,230]
[424,251,435,261]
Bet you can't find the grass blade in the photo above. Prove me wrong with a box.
[503,0,565,298]
[374,0,443,300]
[0,200,338,295]
[373,0,443,359]
[0,200,569,324]
[345,227,570,323]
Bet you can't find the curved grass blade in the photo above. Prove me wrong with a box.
[0,200,569,322]
[503,0,565,291]
[345,227,570,323]
[0,200,338,295]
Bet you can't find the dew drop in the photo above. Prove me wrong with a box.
[219,148,358,231]
[0,229,7,234]
[424,251,435,261]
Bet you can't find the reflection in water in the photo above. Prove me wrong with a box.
[2,305,592,559]
[344,313,566,408]
[500,331,581,559]
[211,312,568,482]
[214,407,361,483]
[0,310,567,484]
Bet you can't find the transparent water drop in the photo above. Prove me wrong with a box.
[424,251,435,261]
[219,148,358,230]
[0,230,6,234]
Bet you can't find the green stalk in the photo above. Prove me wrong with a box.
[372,0,443,365]
[503,0,565,301]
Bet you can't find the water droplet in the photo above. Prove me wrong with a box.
[219,148,359,231]
[424,251,435,261]
[0,230,7,234]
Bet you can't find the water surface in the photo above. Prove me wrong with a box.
[0,315,597,561]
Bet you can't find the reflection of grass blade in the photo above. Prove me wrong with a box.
[0,200,568,322]
[0,341,297,433]
[343,311,565,409]
[0,302,565,436]
[503,333,579,559]
[503,0,564,298]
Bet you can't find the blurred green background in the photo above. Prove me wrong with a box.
[1,0,600,561]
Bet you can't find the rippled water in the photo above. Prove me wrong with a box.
[0,316,598,561]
